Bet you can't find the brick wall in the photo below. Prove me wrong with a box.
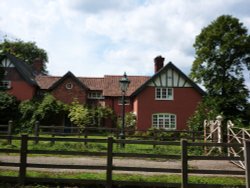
[51,77,87,104]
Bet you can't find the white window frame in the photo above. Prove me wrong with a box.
[88,92,104,99]
[118,97,130,105]
[152,113,176,130]
[155,87,173,100]
[0,80,11,89]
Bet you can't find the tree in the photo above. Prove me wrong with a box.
[0,38,48,74]
[190,15,250,123]
[68,101,91,131]
[188,97,220,131]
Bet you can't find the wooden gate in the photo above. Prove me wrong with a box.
[227,120,250,169]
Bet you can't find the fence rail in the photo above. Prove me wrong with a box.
[0,135,248,188]
[33,122,203,143]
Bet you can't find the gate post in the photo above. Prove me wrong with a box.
[34,121,39,144]
[106,137,113,188]
[244,140,250,188]
[19,134,28,185]
[181,139,188,188]
[7,120,13,145]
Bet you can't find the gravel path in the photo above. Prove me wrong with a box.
[0,155,244,176]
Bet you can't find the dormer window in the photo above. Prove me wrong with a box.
[88,91,104,99]
[118,97,130,105]
[155,87,173,100]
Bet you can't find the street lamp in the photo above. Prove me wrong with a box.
[119,72,130,148]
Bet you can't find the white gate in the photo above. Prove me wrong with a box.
[203,115,223,155]
[227,120,250,169]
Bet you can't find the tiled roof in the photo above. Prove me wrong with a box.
[103,75,150,96]
[35,75,60,89]
[78,77,104,90]
[36,74,149,96]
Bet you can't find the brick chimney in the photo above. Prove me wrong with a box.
[32,58,44,75]
[154,55,164,73]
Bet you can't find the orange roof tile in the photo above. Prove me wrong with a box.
[35,74,149,96]
[78,77,104,90]
[35,75,61,89]
[103,75,150,96]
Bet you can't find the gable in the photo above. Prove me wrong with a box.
[0,58,14,68]
[148,67,191,87]
[0,53,37,85]
[131,62,205,97]
[48,71,88,91]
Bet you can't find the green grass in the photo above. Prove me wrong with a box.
[0,169,245,186]
[0,135,183,156]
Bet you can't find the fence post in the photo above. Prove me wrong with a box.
[244,140,250,188]
[84,129,88,146]
[192,131,195,142]
[51,125,55,145]
[181,139,188,188]
[34,121,39,144]
[19,134,28,185]
[7,120,12,145]
[106,137,113,188]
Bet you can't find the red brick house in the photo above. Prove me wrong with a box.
[0,53,205,130]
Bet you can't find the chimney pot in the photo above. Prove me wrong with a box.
[32,58,44,75]
[154,56,164,73]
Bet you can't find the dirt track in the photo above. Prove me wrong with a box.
[0,155,244,176]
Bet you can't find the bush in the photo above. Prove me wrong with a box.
[0,91,19,124]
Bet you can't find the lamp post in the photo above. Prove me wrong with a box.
[119,72,130,148]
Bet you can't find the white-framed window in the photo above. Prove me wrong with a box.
[155,87,173,100]
[65,83,73,90]
[0,80,11,89]
[88,92,104,99]
[152,113,176,129]
[118,97,130,105]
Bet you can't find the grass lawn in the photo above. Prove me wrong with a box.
[0,169,245,187]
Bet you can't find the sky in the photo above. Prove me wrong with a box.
[0,0,250,80]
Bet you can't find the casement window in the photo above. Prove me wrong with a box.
[88,92,104,99]
[155,87,173,100]
[0,80,11,89]
[152,113,176,129]
[118,97,130,105]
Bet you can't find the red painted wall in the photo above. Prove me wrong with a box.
[105,97,133,117]
[8,81,36,101]
[51,77,87,104]
[134,87,202,131]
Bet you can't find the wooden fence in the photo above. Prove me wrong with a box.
[0,135,248,188]
[34,122,203,143]
[0,120,13,144]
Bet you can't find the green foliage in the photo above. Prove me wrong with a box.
[18,99,38,132]
[188,97,220,131]
[117,112,137,129]
[33,94,65,123]
[68,100,91,130]
[89,105,115,127]
[18,94,66,133]
[0,91,19,124]
[190,15,250,123]
[0,38,48,74]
